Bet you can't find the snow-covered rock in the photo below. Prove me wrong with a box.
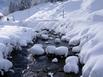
[48,72,54,77]
[55,38,61,44]
[61,36,70,42]
[41,34,49,40]
[34,44,43,48]
[0,35,10,45]
[28,44,44,55]
[0,12,4,19]
[72,46,81,53]
[65,56,78,64]
[0,59,13,73]
[64,62,79,74]
[0,43,6,58]
[52,58,58,63]
[64,56,79,74]
[46,45,56,54]
[55,46,69,57]
[69,36,80,46]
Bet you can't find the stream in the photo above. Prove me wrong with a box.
[1,29,83,77]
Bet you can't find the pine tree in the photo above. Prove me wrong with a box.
[19,0,31,10]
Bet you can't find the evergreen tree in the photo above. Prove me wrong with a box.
[19,0,31,10]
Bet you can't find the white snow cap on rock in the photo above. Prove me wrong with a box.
[0,43,6,58]
[46,45,56,54]
[0,59,13,72]
[64,62,79,74]
[55,46,69,57]
[61,36,70,42]
[0,35,10,45]
[64,56,79,74]
[55,38,61,43]
[69,36,80,46]
[65,56,78,64]
[41,34,49,40]
[72,46,81,53]
[28,44,44,55]
[52,58,58,63]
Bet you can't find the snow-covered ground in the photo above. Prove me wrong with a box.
[0,0,103,77]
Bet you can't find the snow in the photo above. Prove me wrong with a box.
[52,58,58,63]
[41,34,49,40]
[55,38,61,44]
[0,59,13,75]
[65,56,78,64]
[72,46,81,53]
[55,46,69,57]
[0,0,103,76]
[0,43,6,58]
[69,36,80,46]
[64,62,79,74]
[89,58,103,77]
[64,56,79,74]
[28,44,45,55]
[61,35,70,42]
[0,12,4,18]
[46,45,56,54]
[0,25,35,72]
[48,72,54,77]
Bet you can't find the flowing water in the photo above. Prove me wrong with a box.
[1,29,83,77]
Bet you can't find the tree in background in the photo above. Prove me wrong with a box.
[9,0,31,13]
[19,0,31,10]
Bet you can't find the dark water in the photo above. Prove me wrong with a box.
[1,29,82,77]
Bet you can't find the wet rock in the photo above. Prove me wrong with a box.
[54,72,65,77]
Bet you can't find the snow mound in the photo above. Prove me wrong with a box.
[55,46,69,57]
[64,62,79,74]
[55,38,61,44]
[0,59,13,73]
[28,44,44,55]
[41,34,49,40]
[0,43,6,58]
[69,36,80,46]
[72,46,81,53]
[64,56,79,74]
[52,58,58,63]
[46,45,56,54]
[65,56,78,64]
[61,35,70,42]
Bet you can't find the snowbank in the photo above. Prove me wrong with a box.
[0,25,35,73]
